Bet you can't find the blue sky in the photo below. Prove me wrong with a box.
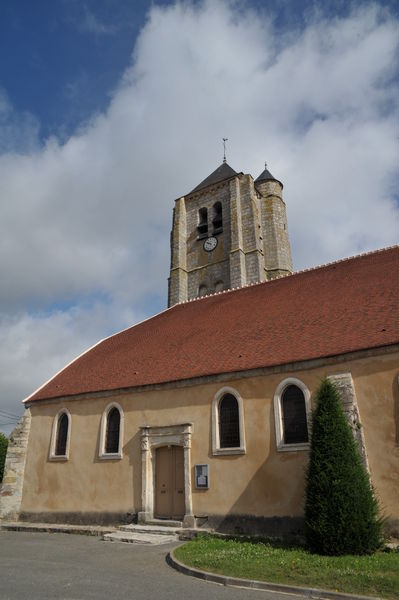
[1,0,399,433]
[3,0,398,142]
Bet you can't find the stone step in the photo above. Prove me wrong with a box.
[145,519,183,528]
[102,531,178,545]
[119,523,182,536]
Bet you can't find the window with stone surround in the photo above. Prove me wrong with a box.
[99,402,124,459]
[273,378,311,452]
[49,409,71,460]
[212,387,246,455]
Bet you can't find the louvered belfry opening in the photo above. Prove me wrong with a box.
[219,394,240,448]
[197,207,208,239]
[212,201,223,234]
[105,407,120,453]
[55,413,68,456]
[282,385,308,444]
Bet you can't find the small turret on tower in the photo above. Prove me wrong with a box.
[255,164,293,279]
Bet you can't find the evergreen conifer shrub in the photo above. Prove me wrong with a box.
[305,378,383,555]
[0,433,8,483]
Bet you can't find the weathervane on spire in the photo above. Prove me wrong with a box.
[222,138,228,163]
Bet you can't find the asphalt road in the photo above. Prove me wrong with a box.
[0,531,310,600]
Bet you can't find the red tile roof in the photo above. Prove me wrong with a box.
[26,246,399,403]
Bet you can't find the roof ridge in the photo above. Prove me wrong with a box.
[291,244,399,279]
[179,244,399,306]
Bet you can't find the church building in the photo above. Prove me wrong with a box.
[1,160,398,538]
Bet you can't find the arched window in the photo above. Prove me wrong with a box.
[212,387,246,455]
[99,403,124,459]
[197,207,208,238]
[106,407,121,453]
[219,394,240,448]
[199,284,208,297]
[212,202,223,234]
[215,280,224,292]
[50,409,71,460]
[281,385,308,444]
[55,413,69,456]
[274,378,311,451]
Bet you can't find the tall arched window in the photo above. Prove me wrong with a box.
[99,403,124,459]
[212,202,223,234]
[197,207,208,238]
[212,387,246,455]
[219,394,240,448]
[55,413,69,456]
[274,378,311,451]
[106,407,121,453]
[50,409,71,460]
[281,385,309,444]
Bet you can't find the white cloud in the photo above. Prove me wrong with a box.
[1,0,399,432]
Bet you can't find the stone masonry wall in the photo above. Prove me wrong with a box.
[0,408,31,521]
[169,169,294,304]
[328,373,370,472]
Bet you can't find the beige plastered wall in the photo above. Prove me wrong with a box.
[21,350,399,524]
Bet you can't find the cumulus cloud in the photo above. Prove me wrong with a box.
[1,0,399,432]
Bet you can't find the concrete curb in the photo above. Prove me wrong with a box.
[166,548,381,600]
[0,521,115,537]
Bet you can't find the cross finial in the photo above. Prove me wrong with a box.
[265,161,267,169]
[222,138,228,163]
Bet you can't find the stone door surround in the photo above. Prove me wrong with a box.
[138,423,194,528]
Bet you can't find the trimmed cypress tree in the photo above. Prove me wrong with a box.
[305,378,383,555]
[0,432,8,483]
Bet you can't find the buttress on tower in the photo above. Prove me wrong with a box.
[168,161,293,307]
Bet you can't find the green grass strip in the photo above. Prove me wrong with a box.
[174,535,399,599]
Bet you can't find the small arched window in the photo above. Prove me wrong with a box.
[215,280,224,292]
[274,378,311,451]
[212,202,223,234]
[212,387,246,455]
[100,403,124,459]
[50,409,71,460]
[106,407,121,453]
[199,284,208,297]
[219,394,240,448]
[197,207,208,238]
[55,413,69,456]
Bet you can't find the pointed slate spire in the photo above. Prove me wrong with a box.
[190,162,238,193]
[255,162,283,188]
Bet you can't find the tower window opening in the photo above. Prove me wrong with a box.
[199,284,208,297]
[197,208,208,239]
[212,202,223,234]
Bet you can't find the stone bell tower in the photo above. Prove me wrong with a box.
[168,160,293,307]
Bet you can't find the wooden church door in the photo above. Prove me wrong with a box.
[155,445,185,519]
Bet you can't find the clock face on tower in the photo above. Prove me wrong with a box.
[203,236,218,252]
